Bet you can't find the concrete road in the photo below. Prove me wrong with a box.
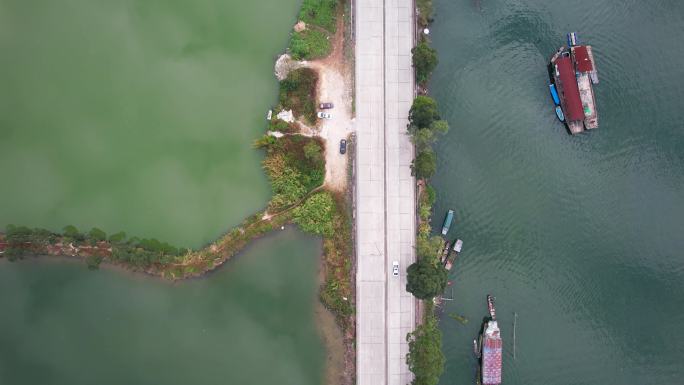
[355,0,416,384]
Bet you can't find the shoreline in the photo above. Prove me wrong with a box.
[0,1,356,385]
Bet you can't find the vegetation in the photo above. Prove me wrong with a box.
[412,41,438,86]
[261,135,326,209]
[409,96,441,129]
[416,0,434,28]
[406,258,447,299]
[290,29,331,60]
[411,148,437,179]
[407,96,448,180]
[406,302,445,385]
[298,0,338,32]
[293,192,335,236]
[319,192,354,329]
[279,68,318,124]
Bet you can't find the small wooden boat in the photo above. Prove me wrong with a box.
[555,106,565,122]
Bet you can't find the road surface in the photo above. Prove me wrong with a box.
[355,0,416,384]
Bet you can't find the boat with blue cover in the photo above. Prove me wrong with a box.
[442,209,454,236]
[549,84,560,105]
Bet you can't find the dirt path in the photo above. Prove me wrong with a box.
[306,16,354,193]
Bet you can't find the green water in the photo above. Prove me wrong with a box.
[0,0,302,247]
[430,0,684,384]
[0,227,324,385]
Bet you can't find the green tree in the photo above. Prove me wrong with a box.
[406,259,447,299]
[62,225,85,242]
[88,228,107,242]
[409,96,440,129]
[411,149,437,179]
[303,140,323,163]
[293,192,335,236]
[406,311,445,385]
[108,231,127,243]
[412,42,438,85]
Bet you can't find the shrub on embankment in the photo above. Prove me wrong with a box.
[416,0,434,28]
[406,301,445,385]
[288,0,339,61]
[1,224,186,268]
[279,67,319,124]
[412,41,438,86]
[407,96,449,180]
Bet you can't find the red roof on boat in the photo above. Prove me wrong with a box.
[482,335,502,385]
[573,45,593,72]
[555,56,584,121]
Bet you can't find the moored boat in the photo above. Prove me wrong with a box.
[476,295,502,385]
[441,209,454,235]
[549,32,599,134]
[549,84,560,105]
[555,105,565,121]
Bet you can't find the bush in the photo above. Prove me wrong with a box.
[411,149,437,179]
[279,68,318,124]
[412,42,438,85]
[406,259,447,299]
[108,231,127,243]
[406,308,445,385]
[88,228,107,242]
[409,96,440,129]
[290,29,331,60]
[86,255,103,270]
[416,0,434,27]
[293,192,335,236]
[299,0,338,32]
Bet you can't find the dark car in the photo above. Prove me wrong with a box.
[339,139,347,154]
[319,102,334,109]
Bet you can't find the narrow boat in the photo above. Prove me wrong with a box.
[441,209,454,236]
[555,105,565,122]
[476,295,502,385]
[549,84,560,105]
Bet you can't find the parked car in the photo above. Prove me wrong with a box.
[319,102,334,109]
[392,261,399,277]
[339,139,347,154]
[317,111,332,119]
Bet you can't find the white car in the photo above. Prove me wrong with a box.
[392,261,399,277]
[317,111,332,119]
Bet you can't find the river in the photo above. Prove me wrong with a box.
[429,0,684,384]
[0,1,331,384]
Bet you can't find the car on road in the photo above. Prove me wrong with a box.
[392,261,399,276]
[317,111,332,119]
[339,139,347,154]
[319,102,334,109]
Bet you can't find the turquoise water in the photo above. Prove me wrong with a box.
[430,0,684,383]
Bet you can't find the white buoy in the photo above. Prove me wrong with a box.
[423,28,430,35]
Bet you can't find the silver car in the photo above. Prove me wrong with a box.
[392,261,399,277]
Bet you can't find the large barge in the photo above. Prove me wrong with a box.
[474,295,502,385]
[549,32,599,134]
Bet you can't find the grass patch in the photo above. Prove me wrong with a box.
[416,0,434,27]
[299,0,338,32]
[319,192,354,329]
[279,67,318,124]
[290,29,332,61]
